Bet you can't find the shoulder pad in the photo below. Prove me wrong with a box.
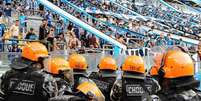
[43,72,55,82]
[9,58,32,70]
[78,77,90,85]
[1,69,18,79]
[176,90,198,100]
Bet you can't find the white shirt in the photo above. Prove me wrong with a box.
[10,24,19,37]
[0,17,4,24]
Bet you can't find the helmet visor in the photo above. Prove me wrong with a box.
[148,46,166,71]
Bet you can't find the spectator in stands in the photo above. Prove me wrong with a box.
[0,0,3,7]
[88,34,100,48]
[73,24,80,39]
[80,31,88,47]
[9,20,20,39]
[8,41,21,52]
[55,20,64,37]
[25,28,38,40]
[68,31,81,49]
[67,23,74,32]
[19,12,28,37]
[147,26,156,36]
[39,19,49,41]
[117,35,126,45]
[29,0,38,15]
[4,5,12,25]
[165,34,174,46]
[55,33,67,50]
[45,11,53,27]
[46,27,56,51]
[0,19,5,52]
[0,11,4,24]
[16,4,23,15]
[38,3,44,16]
[138,22,147,34]
[155,33,166,46]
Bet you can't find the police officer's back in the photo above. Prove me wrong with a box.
[89,56,117,101]
[110,56,160,101]
[156,49,201,101]
[0,42,57,101]
[45,57,74,95]
[68,54,89,91]
[68,54,105,101]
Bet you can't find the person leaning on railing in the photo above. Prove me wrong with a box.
[25,28,38,40]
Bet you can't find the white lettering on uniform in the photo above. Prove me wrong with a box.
[16,82,34,92]
[126,84,152,96]
[9,79,36,95]
[127,86,144,94]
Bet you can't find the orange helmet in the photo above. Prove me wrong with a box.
[98,56,117,71]
[47,57,71,75]
[69,54,88,70]
[159,50,194,78]
[122,56,145,74]
[21,42,48,61]
[150,66,159,76]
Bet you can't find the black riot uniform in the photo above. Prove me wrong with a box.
[110,75,160,101]
[111,55,161,101]
[89,71,116,101]
[73,72,103,101]
[155,46,201,101]
[72,74,91,100]
[121,75,160,101]
[0,58,57,101]
[157,77,201,101]
[55,77,73,96]
[73,73,89,91]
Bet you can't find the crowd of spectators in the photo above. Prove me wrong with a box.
[0,0,114,52]
[0,0,198,53]
[78,0,201,39]
[68,0,198,49]
[133,1,201,37]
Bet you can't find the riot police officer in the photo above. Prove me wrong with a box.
[68,54,105,101]
[68,54,89,90]
[110,55,160,101]
[45,57,74,95]
[90,56,118,101]
[0,42,58,101]
[157,48,201,101]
